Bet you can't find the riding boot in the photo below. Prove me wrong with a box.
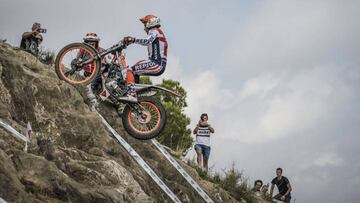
[119,83,137,103]
[86,84,99,111]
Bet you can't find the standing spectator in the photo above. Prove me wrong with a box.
[20,22,45,55]
[193,113,214,172]
[270,168,292,203]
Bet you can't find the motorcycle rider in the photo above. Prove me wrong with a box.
[121,14,168,102]
[81,32,112,111]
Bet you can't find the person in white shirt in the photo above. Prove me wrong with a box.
[193,113,214,172]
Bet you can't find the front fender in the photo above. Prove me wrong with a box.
[82,42,98,53]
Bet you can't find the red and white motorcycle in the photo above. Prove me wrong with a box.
[54,39,177,140]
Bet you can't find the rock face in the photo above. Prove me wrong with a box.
[0,41,155,203]
[0,42,269,203]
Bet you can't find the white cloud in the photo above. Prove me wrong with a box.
[152,53,182,85]
[239,73,280,99]
[258,68,333,140]
[155,53,229,124]
[207,0,360,144]
[221,0,360,77]
[158,54,356,144]
[190,64,355,144]
[183,71,222,115]
[311,152,344,167]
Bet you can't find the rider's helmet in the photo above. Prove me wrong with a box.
[139,15,161,29]
[83,32,100,48]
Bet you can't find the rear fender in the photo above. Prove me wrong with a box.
[135,84,180,97]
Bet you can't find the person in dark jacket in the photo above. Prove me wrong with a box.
[20,22,44,55]
[270,168,292,203]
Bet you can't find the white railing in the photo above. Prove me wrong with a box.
[152,139,214,203]
[0,118,29,142]
[0,197,8,203]
[96,112,181,203]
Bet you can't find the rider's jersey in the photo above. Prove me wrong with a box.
[134,28,168,64]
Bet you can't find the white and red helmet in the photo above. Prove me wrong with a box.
[83,32,100,42]
[139,15,161,29]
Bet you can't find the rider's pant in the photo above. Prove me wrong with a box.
[126,58,167,86]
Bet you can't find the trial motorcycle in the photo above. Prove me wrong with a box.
[54,39,177,140]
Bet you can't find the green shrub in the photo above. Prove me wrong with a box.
[187,160,262,203]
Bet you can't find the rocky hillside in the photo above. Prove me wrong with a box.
[0,41,269,203]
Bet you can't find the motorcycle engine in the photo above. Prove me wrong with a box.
[105,68,127,97]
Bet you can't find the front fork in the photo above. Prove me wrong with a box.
[127,101,148,120]
[78,53,101,67]
[97,84,144,116]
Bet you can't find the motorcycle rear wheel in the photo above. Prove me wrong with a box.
[122,97,166,140]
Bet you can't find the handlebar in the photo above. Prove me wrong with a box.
[99,40,126,56]
[78,40,127,66]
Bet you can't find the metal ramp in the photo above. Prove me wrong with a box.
[96,112,214,203]
[152,139,214,203]
[0,197,8,203]
[0,119,29,142]
[97,112,182,203]
[97,112,214,203]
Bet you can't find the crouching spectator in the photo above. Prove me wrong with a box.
[252,179,263,192]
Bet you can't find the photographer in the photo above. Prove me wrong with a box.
[20,22,46,55]
[193,113,215,173]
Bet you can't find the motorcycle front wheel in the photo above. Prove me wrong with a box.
[122,97,166,140]
[55,43,100,85]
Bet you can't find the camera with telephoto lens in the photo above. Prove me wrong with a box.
[38,28,47,33]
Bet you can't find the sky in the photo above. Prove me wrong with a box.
[1,0,360,202]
